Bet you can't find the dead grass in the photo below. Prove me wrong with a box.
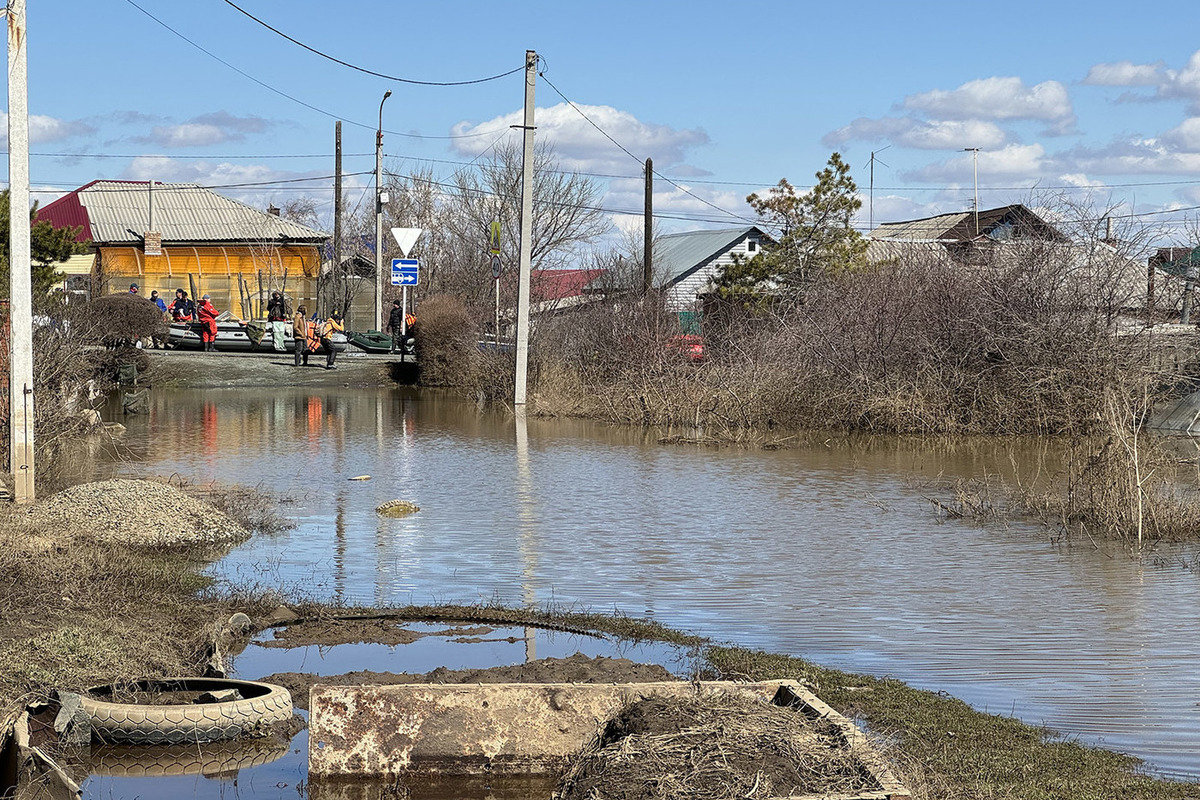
[160,475,296,536]
[703,646,1195,800]
[557,694,875,800]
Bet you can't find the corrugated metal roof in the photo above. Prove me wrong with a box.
[37,180,327,244]
[655,226,761,285]
[868,205,1066,244]
[868,213,969,241]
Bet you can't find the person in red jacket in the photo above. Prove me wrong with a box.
[197,294,219,352]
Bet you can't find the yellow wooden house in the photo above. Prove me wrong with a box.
[37,180,327,318]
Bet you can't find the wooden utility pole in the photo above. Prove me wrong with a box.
[334,120,343,315]
[643,157,653,295]
[8,0,35,503]
[513,50,537,406]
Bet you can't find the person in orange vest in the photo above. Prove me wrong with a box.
[321,311,345,370]
[197,294,219,352]
[293,305,310,367]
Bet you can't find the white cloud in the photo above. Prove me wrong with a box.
[1085,50,1200,111]
[1163,118,1200,151]
[135,112,271,148]
[903,77,1075,131]
[904,143,1051,182]
[0,112,95,147]
[451,103,709,174]
[1083,60,1165,87]
[824,116,1007,150]
[144,123,229,148]
[1057,173,1108,189]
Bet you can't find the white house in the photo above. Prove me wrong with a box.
[645,226,772,312]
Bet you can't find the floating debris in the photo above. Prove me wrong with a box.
[376,499,420,517]
[348,475,371,481]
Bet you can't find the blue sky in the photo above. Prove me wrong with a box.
[6,0,1200,245]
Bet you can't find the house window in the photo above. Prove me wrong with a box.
[747,240,758,253]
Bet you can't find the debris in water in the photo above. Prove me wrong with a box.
[348,475,371,481]
[376,499,420,517]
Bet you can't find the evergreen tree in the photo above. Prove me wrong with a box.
[715,153,866,300]
[0,189,88,298]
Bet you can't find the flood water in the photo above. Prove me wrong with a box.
[92,384,1200,781]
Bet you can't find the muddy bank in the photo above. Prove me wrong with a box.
[266,653,677,711]
[142,350,409,389]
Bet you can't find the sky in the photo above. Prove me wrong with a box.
[5,0,1200,248]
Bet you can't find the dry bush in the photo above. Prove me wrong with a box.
[413,294,477,386]
[80,293,167,346]
[523,235,1172,439]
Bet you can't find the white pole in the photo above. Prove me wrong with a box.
[513,50,536,406]
[8,0,35,503]
[375,90,391,333]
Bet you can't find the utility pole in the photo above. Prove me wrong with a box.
[866,147,889,231]
[513,50,537,406]
[643,158,653,295]
[963,147,980,236]
[7,0,34,503]
[374,90,392,332]
[334,121,342,316]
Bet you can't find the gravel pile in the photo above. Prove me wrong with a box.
[21,479,249,548]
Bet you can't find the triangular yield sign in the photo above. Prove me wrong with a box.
[390,227,423,258]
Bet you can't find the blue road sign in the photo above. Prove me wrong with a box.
[391,258,419,287]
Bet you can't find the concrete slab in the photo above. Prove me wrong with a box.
[308,680,910,799]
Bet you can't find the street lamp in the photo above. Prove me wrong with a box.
[375,89,392,332]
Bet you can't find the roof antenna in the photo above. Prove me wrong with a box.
[865,147,890,231]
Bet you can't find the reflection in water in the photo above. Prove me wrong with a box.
[95,386,1200,779]
[516,408,537,663]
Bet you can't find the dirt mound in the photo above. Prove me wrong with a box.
[19,479,249,548]
[557,694,877,800]
[265,653,677,711]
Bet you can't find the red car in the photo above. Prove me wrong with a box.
[667,334,705,361]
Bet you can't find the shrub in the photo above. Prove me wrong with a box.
[413,294,477,386]
[83,293,167,347]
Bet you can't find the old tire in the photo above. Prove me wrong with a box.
[89,738,290,777]
[81,677,293,745]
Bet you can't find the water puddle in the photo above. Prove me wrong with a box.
[71,620,697,800]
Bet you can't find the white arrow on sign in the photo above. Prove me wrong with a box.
[390,227,423,258]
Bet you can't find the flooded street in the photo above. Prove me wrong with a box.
[96,385,1200,779]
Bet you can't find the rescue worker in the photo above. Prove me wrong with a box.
[197,294,219,352]
[385,299,404,354]
[321,311,345,370]
[266,290,288,352]
[148,290,168,349]
[128,282,139,295]
[169,288,195,322]
[293,305,310,366]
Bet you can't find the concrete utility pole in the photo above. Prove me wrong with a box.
[963,147,980,236]
[334,120,342,315]
[513,50,537,406]
[7,0,35,503]
[643,157,653,295]
[375,90,391,332]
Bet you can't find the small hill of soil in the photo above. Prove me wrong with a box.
[18,478,248,548]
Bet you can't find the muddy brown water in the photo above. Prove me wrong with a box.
[79,385,1200,782]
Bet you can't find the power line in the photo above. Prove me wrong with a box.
[223,0,524,86]
[120,0,505,141]
[537,70,759,226]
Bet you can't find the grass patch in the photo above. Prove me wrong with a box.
[703,646,1194,800]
